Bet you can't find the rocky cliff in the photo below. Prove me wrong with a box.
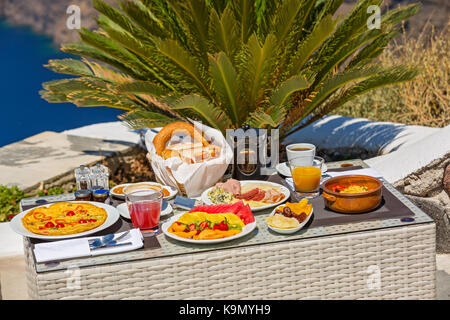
[0,0,448,45]
[0,0,114,45]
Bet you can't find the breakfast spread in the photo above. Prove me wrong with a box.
[207,179,286,208]
[15,133,386,249]
[22,202,107,236]
[153,121,221,164]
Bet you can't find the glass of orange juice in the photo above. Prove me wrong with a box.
[289,156,324,198]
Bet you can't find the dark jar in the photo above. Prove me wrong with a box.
[92,189,109,203]
[74,189,92,201]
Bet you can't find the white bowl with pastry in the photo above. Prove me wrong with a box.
[153,122,222,164]
[201,178,290,212]
[145,122,233,198]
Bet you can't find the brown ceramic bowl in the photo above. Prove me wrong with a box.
[321,175,382,214]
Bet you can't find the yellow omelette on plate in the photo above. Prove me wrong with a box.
[22,202,107,236]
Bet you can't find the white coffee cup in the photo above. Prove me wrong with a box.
[286,143,316,165]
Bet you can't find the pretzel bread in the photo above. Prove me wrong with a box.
[162,144,221,163]
[153,122,210,157]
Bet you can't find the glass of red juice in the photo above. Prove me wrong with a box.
[125,189,162,233]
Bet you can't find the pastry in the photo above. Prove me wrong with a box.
[153,122,221,163]
[153,122,209,157]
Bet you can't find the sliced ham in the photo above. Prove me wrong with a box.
[251,189,266,201]
[214,179,285,204]
[261,189,285,203]
[235,188,259,200]
[215,178,241,195]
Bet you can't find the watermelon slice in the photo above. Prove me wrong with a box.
[188,201,254,224]
[235,204,254,225]
[189,201,244,215]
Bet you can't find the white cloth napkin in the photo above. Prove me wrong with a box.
[34,229,144,263]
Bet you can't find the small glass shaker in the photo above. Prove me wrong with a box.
[74,165,92,190]
[90,162,109,190]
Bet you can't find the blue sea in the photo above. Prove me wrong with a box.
[0,21,122,147]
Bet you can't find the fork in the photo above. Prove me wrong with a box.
[89,230,131,248]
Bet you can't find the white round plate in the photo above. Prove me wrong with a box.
[275,162,328,177]
[266,205,313,234]
[110,182,178,200]
[109,183,131,199]
[201,180,290,212]
[10,201,121,240]
[117,201,173,220]
[161,212,257,244]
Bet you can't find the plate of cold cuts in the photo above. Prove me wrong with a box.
[201,178,290,212]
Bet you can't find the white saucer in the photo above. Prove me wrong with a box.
[117,201,173,220]
[275,162,328,177]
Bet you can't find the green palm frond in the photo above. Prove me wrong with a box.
[247,105,286,128]
[61,42,145,79]
[169,0,210,61]
[231,0,256,43]
[41,0,420,139]
[209,52,240,126]
[288,14,337,77]
[302,66,381,117]
[270,75,311,108]
[167,94,231,131]
[155,38,213,97]
[208,6,240,60]
[285,65,420,136]
[118,80,170,97]
[240,34,277,109]
[44,59,94,77]
[327,65,421,110]
[120,109,176,129]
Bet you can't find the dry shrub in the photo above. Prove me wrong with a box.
[335,22,449,127]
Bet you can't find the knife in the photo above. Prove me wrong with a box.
[90,241,133,251]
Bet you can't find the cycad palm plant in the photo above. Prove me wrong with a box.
[41,0,421,139]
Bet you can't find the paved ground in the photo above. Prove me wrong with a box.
[0,255,28,300]
[0,131,135,190]
[1,254,449,300]
[436,254,450,300]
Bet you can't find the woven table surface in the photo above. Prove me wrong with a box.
[21,159,434,273]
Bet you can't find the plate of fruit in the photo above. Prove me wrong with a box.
[162,201,256,244]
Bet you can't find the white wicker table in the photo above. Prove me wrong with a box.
[21,160,436,299]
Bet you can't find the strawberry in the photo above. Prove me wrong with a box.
[198,221,209,230]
